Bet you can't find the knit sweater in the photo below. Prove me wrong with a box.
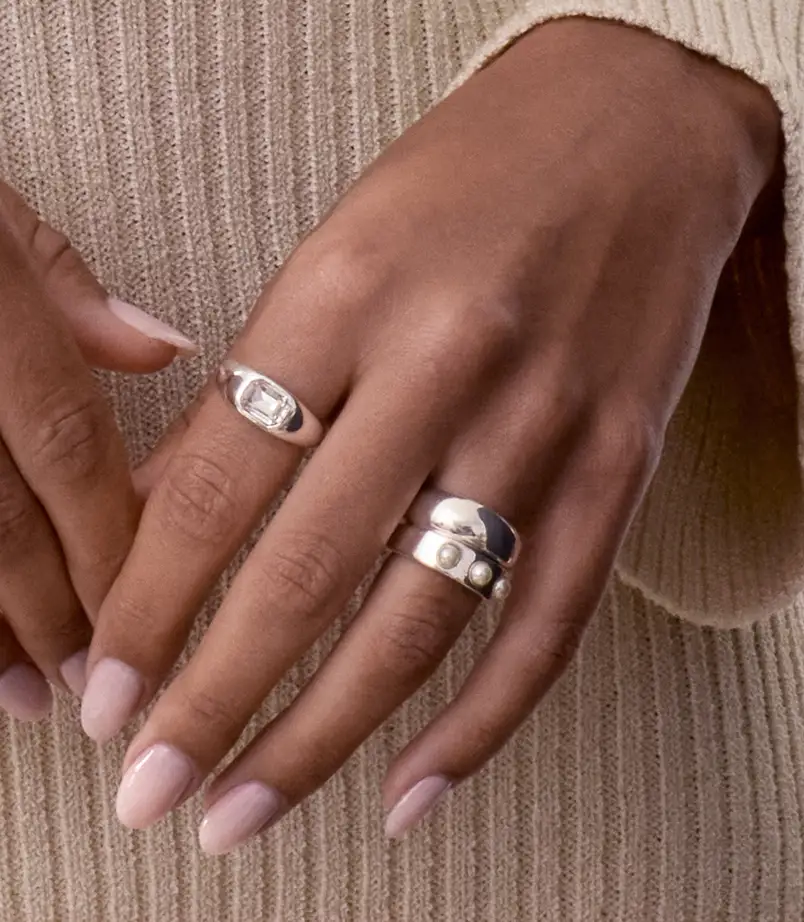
[0,1,802,920]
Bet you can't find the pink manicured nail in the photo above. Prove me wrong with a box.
[107,298,199,355]
[81,658,144,742]
[116,743,197,829]
[385,776,452,839]
[0,664,52,721]
[199,782,284,855]
[59,649,89,697]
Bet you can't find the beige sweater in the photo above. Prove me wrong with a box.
[1,1,803,919]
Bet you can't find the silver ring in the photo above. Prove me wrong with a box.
[407,488,520,568]
[217,360,324,447]
[389,524,513,601]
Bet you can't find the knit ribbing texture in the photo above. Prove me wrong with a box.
[0,0,802,919]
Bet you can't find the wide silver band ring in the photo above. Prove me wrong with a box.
[389,524,513,601]
[407,488,521,568]
[217,360,324,447]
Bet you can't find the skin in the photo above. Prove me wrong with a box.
[84,18,782,844]
[0,180,181,714]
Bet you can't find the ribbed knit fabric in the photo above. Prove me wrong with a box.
[0,1,802,919]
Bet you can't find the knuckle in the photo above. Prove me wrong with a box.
[380,592,460,677]
[263,531,345,613]
[0,473,37,551]
[584,400,663,486]
[158,452,243,544]
[111,593,159,639]
[26,388,110,483]
[175,685,242,740]
[285,234,383,309]
[413,294,522,380]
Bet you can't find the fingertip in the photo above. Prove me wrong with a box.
[81,658,144,743]
[73,298,200,373]
[59,648,89,697]
[384,775,452,839]
[107,299,199,355]
[0,663,53,722]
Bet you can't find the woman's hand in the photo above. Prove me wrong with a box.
[82,19,780,849]
[0,180,196,720]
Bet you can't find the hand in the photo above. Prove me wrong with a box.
[0,179,196,720]
[83,19,780,849]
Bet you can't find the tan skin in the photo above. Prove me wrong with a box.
[67,18,781,846]
[0,183,179,715]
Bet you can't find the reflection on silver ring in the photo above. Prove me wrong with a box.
[217,360,324,447]
[389,524,513,601]
[407,488,521,568]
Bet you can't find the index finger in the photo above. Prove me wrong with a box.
[81,266,359,741]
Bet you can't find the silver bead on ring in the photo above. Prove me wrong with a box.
[389,525,512,601]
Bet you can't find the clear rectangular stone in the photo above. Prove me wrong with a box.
[241,379,296,430]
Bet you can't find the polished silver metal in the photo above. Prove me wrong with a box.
[407,488,521,568]
[217,360,324,447]
[389,525,512,601]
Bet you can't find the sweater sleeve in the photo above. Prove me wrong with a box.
[438,1,804,628]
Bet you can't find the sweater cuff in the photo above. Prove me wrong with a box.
[439,1,804,628]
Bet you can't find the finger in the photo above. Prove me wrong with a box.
[131,249,361,498]
[0,438,91,687]
[111,358,474,830]
[0,223,143,618]
[0,620,53,722]
[132,383,215,500]
[79,297,197,373]
[0,183,196,373]
[381,427,654,838]
[198,556,476,853]
[83,278,358,741]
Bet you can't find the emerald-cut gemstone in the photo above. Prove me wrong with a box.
[240,379,297,430]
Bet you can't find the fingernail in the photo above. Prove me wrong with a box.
[0,664,53,721]
[81,658,144,742]
[59,649,89,697]
[116,743,197,829]
[107,298,199,355]
[385,775,452,839]
[199,782,284,855]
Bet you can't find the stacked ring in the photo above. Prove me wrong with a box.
[406,488,521,568]
[390,489,520,601]
[389,525,513,601]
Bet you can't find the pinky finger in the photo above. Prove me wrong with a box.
[383,485,634,838]
[0,620,52,722]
